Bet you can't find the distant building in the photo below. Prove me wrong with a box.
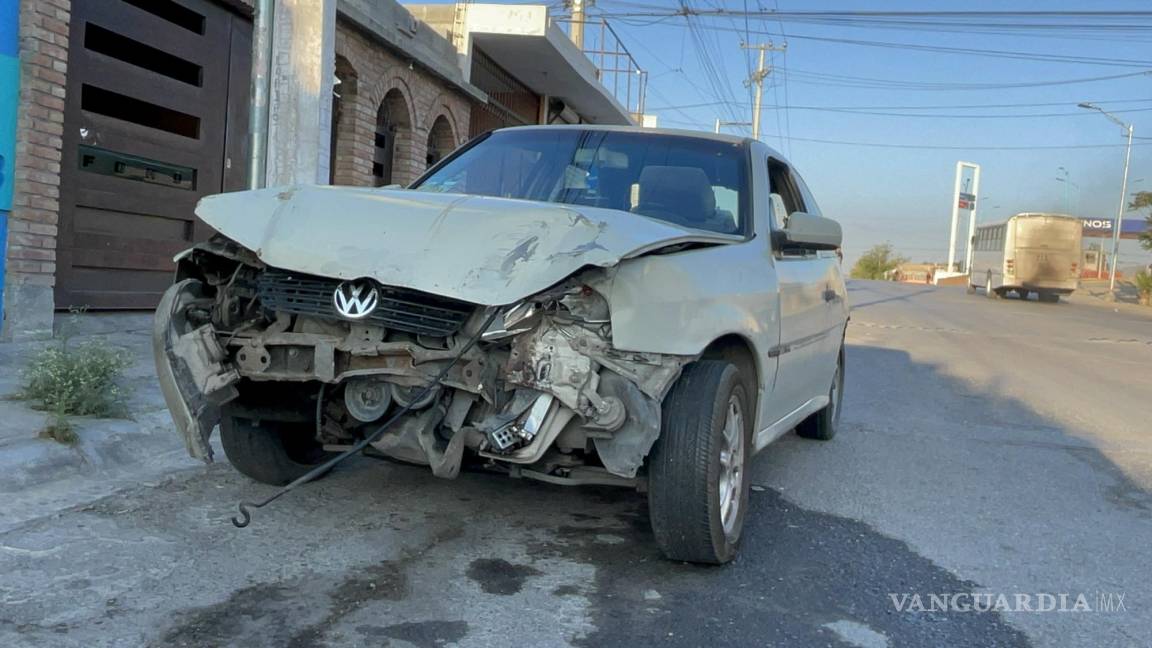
[894,264,936,284]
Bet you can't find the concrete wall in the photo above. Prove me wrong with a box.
[265,0,338,187]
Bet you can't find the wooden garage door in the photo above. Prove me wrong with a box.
[57,0,251,309]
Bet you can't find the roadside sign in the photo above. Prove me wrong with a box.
[958,192,976,210]
[1082,218,1148,240]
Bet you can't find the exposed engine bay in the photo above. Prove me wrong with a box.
[156,236,693,487]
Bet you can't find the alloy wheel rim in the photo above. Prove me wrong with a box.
[718,395,745,538]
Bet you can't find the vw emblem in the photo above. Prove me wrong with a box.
[333,279,379,320]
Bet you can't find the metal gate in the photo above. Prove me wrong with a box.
[56,0,251,309]
[468,50,539,138]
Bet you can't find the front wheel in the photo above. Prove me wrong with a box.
[648,361,751,564]
[220,416,334,486]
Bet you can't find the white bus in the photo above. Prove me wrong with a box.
[968,213,1081,303]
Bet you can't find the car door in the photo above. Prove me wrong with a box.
[767,159,838,416]
[794,170,848,361]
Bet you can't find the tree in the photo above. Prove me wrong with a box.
[1130,191,1152,252]
[850,243,908,280]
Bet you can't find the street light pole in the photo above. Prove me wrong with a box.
[1078,103,1134,298]
[1058,166,1069,214]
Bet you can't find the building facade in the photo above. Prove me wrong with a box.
[2,0,640,339]
[330,5,478,188]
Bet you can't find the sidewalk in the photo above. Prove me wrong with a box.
[1067,279,1152,318]
[0,313,214,533]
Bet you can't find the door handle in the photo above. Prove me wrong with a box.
[823,289,838,303]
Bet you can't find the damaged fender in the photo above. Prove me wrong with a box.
[153,279,240,461]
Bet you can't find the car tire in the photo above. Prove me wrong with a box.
[220,416,333,486]
[648,360,750,565]
[796,347,845,441]
[1039,292,1059,303]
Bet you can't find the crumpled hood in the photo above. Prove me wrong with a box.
[195,185,738,305]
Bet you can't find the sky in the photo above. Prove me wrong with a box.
[577,0,1152,268]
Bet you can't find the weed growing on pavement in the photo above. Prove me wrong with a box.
[20,310,133,442]
[38,416,79,446]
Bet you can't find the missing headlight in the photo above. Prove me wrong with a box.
[481,301,542,341]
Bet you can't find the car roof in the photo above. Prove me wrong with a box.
[492,123,751,147]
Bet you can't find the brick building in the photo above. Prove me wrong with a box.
[329,2,481,188]
[1,0,639,339]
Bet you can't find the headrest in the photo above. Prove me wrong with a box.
[635,166,716,220]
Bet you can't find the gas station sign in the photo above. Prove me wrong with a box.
[1082,218,1147,240]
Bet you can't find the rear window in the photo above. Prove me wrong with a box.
[412,129,747,235]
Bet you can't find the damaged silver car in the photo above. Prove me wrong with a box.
[154,125,848,564]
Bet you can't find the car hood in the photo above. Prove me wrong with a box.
[195,185,739,305]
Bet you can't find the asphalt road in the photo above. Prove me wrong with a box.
[2,280,1149,648]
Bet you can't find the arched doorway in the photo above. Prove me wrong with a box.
[425,115,456,168]
[374,89,412,187]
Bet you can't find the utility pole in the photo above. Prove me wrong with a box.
[567,0,593,50]
[741,42,786,140]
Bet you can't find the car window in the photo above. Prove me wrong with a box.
[767,158,805,220]
[413,129,747,235]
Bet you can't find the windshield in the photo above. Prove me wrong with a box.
[411,129,747,235]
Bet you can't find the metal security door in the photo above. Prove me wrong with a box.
[56,0,250,308]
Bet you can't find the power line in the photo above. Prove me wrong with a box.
[596,7,1152,21]
[652,103,1152,119]
[607,16,1152,67]
[767,68,1152,92]
[649,98,1152,111]
[654,118,1152,150]
[756,136,1152,151]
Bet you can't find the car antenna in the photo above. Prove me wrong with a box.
[231,309,500,527]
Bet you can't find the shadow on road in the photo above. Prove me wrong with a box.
[847,283,938,311]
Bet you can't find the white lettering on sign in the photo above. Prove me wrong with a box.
[1082,219,1113,230]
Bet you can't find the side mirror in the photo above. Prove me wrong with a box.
[769,193,841,250]
[779,212,841,250]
